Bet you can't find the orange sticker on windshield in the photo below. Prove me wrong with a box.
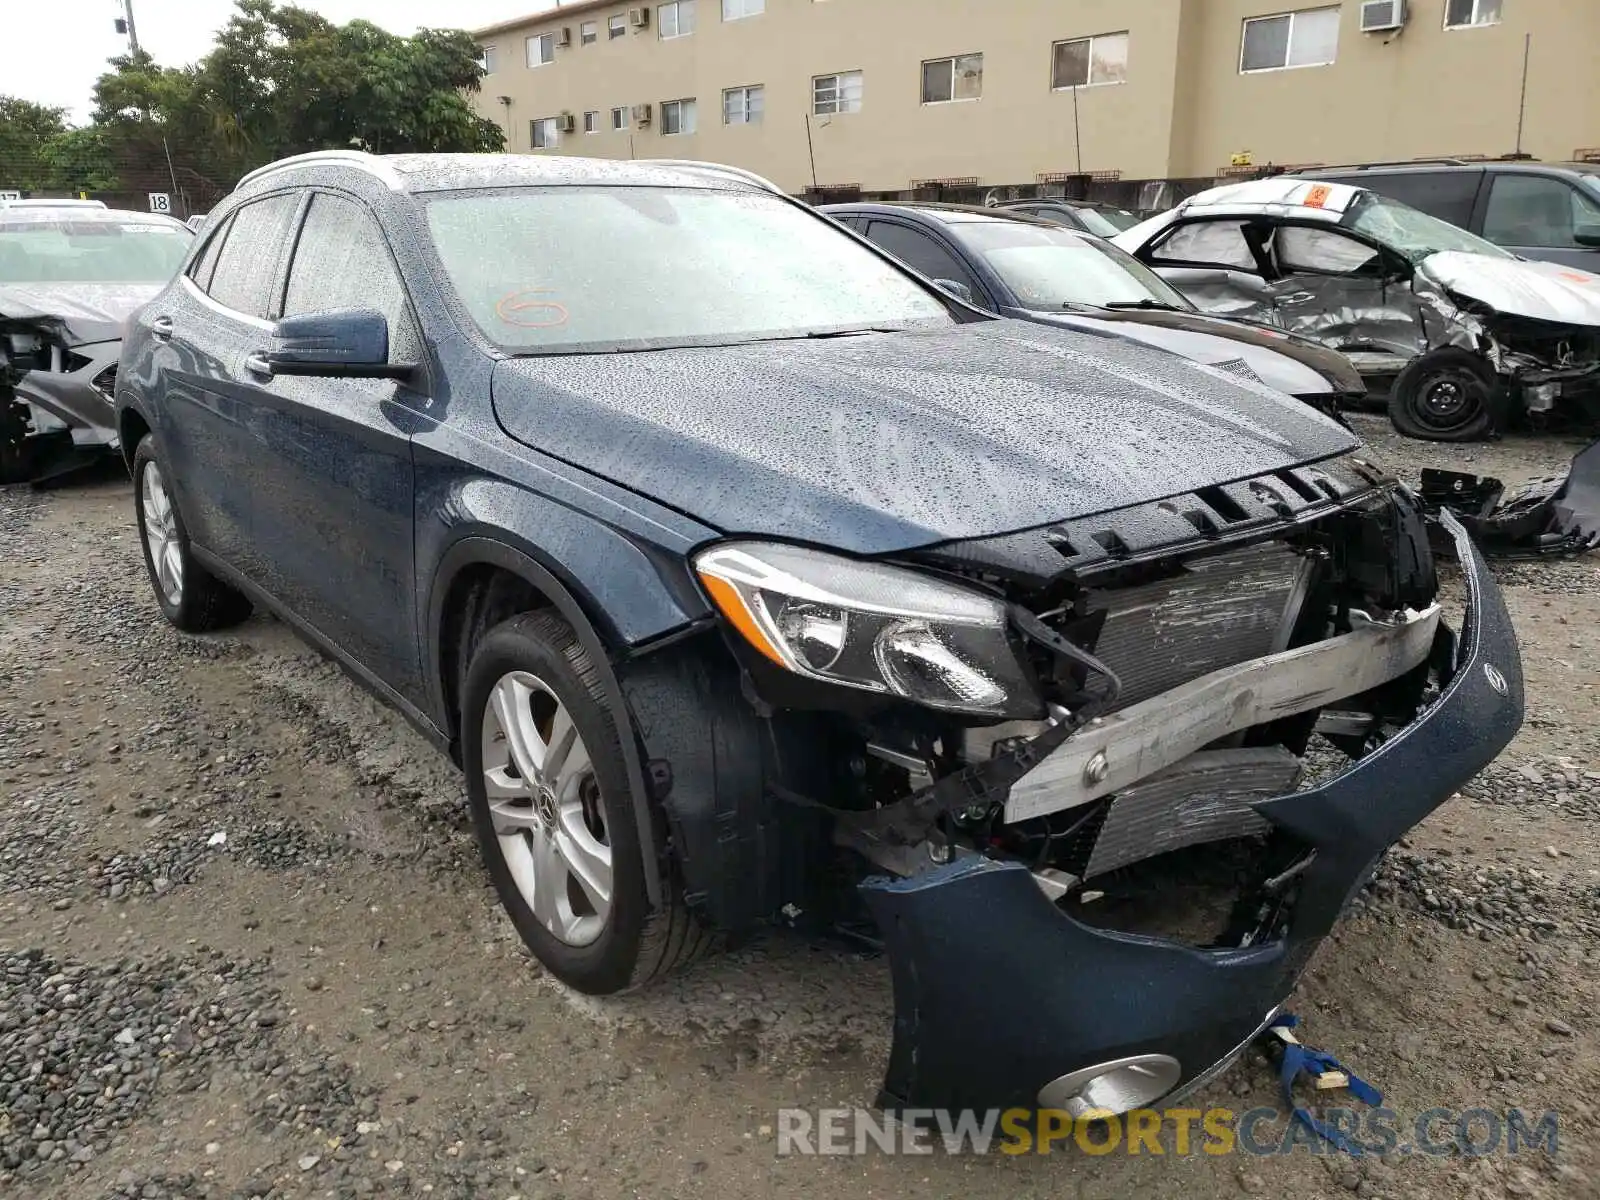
[1304,184,1332,209]
[1560,271,1595,284]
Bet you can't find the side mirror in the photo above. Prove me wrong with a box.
[933,278,975,304]
[1574,224,1600,248]
[255,308,413,379]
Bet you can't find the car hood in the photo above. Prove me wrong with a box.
[1418,252,1600,326]
[1017,307,1363,396]
[491,321,1359,555]
[0,282,159,345]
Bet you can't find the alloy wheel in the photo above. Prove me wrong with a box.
[480,670,611,946]
[141,462,184,606]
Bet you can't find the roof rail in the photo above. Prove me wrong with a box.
[1305,158,1477,172]
[235,150,404,191]
[647,159,786,195]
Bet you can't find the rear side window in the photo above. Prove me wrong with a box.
[205,194,299,319]
[1151,220,1258,270]
[283,193,419,361]
[1326,171,1480,230]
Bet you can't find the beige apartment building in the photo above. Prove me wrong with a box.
[470,0,1600,197]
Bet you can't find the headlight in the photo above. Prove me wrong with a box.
[694,541,1041,718]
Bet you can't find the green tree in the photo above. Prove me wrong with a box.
[0,96,70,191]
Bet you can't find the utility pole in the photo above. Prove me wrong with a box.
[1513,33,1531,157]
[115,0,141,56]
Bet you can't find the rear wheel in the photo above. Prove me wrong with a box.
[133,436,252,632]
[1388,350,1497,442]
[461,610,709,994]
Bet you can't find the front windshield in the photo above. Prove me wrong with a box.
[1346,192,1514,261]
[424,186,954,353]
[0,217,192,284]
[954,221,1194,311]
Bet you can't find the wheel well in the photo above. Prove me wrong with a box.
[438,564,553,754]
[119,410,150,472]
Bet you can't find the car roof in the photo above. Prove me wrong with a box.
[821,201,1067,229]
[0,197,108,211]
[1166,177,1366,221]
[1296,160,1600,180]
[236,151,784,197]
[0,206,189,231]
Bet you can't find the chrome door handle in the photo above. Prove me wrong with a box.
[244,352,274,378]
[150,315,174,340]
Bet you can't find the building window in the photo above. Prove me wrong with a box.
[1240,8,1340,72]
[525,33,555,67]
[722,0,763,20]
[723,84,764,125]
[583,110,601,133]
[1445,0,1503,28]
[612,106,629,130]
[580,20,597,43]
[475,45,496,72]
[661,98,697,135]
[1051,31,1129,89]
[812,70,863,115]
[530,117,559,148]
[608,14,626,38]
[921,53,983,104]
[659,0,695,38]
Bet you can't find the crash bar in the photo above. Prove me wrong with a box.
[1005,605,1442,823]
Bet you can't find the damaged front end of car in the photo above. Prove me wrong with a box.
[624,453,1523,1114]
[0,308,121,485]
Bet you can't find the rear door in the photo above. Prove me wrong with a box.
[1141,217,1279,322]
[154,192,300,571]
[1479,173,1600,269]
[240,190,426,700]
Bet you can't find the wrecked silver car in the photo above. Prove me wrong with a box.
[1113,178,1600,442]
[1,205,191,483]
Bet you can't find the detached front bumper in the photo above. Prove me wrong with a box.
[861,511,1523,1113]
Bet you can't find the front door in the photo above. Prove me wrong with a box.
[241,190,425,702]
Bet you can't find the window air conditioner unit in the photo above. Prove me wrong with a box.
[555,26,572,46]
[1359,0,1406,33]
[632,103,653,125]
[629,7,650,28]
[556,112,576,133]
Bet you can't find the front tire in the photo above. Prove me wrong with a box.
[132,436,252,632]
[1387,349,1497,442]
[462,610,708,994]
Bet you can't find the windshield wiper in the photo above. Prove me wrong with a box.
[1100,299,1184,311]
[803,326,904,339]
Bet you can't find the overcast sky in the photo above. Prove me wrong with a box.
[1,0,566,123]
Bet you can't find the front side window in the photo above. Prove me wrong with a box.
[423,186,952,353]
[1482,174,1600,249]
[1051,31,1130,89]
[531,117,559,149]
[956,222,1192,311]
[580,20,597,43]
[1345,192,1514,260]
[1275,226,1383,275]
[1445,0,1503,28]
[921,53,983,104]
[526,33,555,67]
[608,14,626,38]
[204,194,299,318]
[661,98,697,135]
[722,0,763,19]
[282,193,418,361]
[0,214,191,285]
[659,0,695,38]
[723,85,763,125]
[1240,8,1340,72]
[612,106,630,130]
[813,70,863,115]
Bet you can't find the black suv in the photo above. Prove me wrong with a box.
[114,151,1522,1115]
[1297,160,1600,269]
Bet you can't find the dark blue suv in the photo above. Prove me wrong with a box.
[115,152,1523,1116]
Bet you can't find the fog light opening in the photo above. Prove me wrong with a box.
[1037,1054,1182,1119]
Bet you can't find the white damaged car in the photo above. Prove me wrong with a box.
[1114,178,1600,441]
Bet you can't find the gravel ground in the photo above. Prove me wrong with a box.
[1,417,1596,1199]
